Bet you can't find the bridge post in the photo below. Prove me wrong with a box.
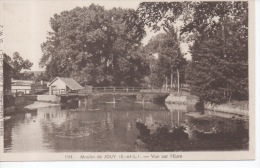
[171,111,173,127]
[84,96,88,109]
[113,93,116,109]
[78,98,81,110]
[142,94,145,110]
[177,109,180,126]
[142,94,145,111]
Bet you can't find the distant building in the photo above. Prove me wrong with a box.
[11,79,34,94]
[48,77,84,95]
[11,79,47,95]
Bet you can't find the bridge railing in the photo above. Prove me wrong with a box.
[50,87,170,95]
[92,87,144,93]
[91,87,177,94]
[11,86,189,96]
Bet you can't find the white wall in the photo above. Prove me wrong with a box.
[49,78,67,95]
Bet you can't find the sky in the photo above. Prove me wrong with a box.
[1,0,190,71]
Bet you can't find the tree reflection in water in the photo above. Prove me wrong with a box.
[135,118,249,151]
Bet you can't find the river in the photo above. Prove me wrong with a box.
[4,95,249,152]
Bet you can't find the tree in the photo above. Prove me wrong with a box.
[137,2,185,33]
[137,2,247,36]
[40,4,148,86]
[187,2,248,104]
[4,52,33,79]
[145,27,186,90]
[190,16,248,104]
[184,60,193,84]
[34,72,49,82]
[136,1,248,103]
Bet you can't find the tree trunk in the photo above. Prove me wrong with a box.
[221,19,227,58]
[170,71,173,89]
[177,69,180,93]
[229,91,232,103]
[166,76,168,90]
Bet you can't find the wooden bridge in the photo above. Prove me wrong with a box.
[51,86,186,96]
[11,86,190,96]
[11,86,190,105]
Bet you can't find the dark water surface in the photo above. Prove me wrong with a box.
[4,95,249,152]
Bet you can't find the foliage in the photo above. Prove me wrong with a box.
[137,1,248,103]
[34,72,49,82]
[189,2,248,104]
[137,2,184,32]
[135,118,248,151]
[40,4,148,86]
[4,52,33,79]
[145,27,186,87]
[137,1,247,35]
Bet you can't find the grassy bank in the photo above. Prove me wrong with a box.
[204,100,249,116]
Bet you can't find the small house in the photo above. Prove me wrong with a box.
[48,77,84,95]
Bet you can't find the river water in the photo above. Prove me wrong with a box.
[4,95,249,152]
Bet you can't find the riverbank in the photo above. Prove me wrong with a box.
[204,101,249,116]
[4,101,34,115]
[164,94,248,116]
[4,100,60,115]
[24,101,60,109]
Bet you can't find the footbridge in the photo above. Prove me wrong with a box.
[63,87,174,96]
[12,86,189,96]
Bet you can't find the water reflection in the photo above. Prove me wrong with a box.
[136,102,249,151]
[4,95,248,152]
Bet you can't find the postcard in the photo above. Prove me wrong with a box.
[0,0,255,161]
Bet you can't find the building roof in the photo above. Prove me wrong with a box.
[11,79,47,87]
[12,79,35,84]
[49,77,84,90]
[11,79,34,86]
